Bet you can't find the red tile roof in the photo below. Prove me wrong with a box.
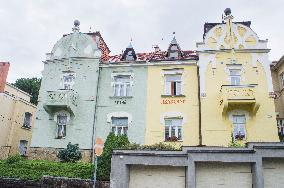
[108,50,198,63]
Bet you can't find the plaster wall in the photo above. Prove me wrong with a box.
[95,65,147,144]
[145,63,199,146]
[31,58,100,149]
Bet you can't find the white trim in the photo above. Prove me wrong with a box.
[228,109,250,123]
[106,112,133,126]
[53,110,71,123]
[160,111,187,125]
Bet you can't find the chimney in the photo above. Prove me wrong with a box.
[0,62,10,93]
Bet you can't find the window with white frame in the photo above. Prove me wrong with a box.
[57,114,67,138]
[165,74,182,96]
[229,69,241,85]
[232,115,246,140]
[19,140,28,156]
[165,118,182,141]
[113,75,131,97]
[23,112,32,128]
[280,73,284,88]
[63,73,75,90]
[111,117,128,136]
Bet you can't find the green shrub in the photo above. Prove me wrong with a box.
[123,142,181,151]
[5,154,24,164]
[57,142,82,163]
[97,133,129,180]
[0,159,93,180]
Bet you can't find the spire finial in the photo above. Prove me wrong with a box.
[72,20,80,32]
[127,38,133,48]
[170,32,177,45]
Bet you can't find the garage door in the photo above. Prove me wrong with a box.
[129,165,185,188]
[263,159,284,188]
[196,163,252,188]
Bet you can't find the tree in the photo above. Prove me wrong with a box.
[57,142,82,163]
[13,77,41,105]
[97,133,129,180]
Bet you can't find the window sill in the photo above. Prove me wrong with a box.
[164,140,183,142]
[109,96,133,99]
[21,126,31,130]
[161,95,186,98]
[55,137,66,139]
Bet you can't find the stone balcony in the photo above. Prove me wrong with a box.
[219,84,260,116]
[43,90,78,115]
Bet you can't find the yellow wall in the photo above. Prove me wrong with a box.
[201,52,279,146]
[0,84,36,159]
[145,63,199,146]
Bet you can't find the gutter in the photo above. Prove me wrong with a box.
[91,64,102,163]
[197,65,203,146]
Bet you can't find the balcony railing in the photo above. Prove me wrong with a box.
[219,84,259,115]
[43,90,78,115]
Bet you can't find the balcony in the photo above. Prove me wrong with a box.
[43,90,78,115]
[219,84,260,116]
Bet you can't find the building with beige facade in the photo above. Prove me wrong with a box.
[0,62,36,159]
[271,55,284,141]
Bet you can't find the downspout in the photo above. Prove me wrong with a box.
[91,62,102,163]
[197,65,203,146]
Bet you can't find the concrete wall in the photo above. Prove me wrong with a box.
[110,142,284,188]
[0,177,110,188]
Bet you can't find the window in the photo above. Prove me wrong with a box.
[111,117,128,136]
[57,114,67,138]
[19,140,28,156]
[277,119,284,136]
[280,73,284,88]
[63,74,75,90]
[23,112,32,128]
[165,75,182,96]
[229,69,241,85]
[232,115,246,140]
[113,75,131,97]
[165,118,182,141]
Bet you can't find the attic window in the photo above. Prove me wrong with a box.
[126,51,134,61]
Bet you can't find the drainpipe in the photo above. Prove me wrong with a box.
[91,63,102,164]
[197,65,203,146]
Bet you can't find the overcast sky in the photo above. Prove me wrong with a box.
[1,0,283,82]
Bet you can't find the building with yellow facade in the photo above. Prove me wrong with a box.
[197,8,279,146]
[144,38,200,146]
[0,62,36,159]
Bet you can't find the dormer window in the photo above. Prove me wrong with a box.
[121,43,137,61]
[63,73,75,90]
[166,36,182,59]
[126,51,135,61]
